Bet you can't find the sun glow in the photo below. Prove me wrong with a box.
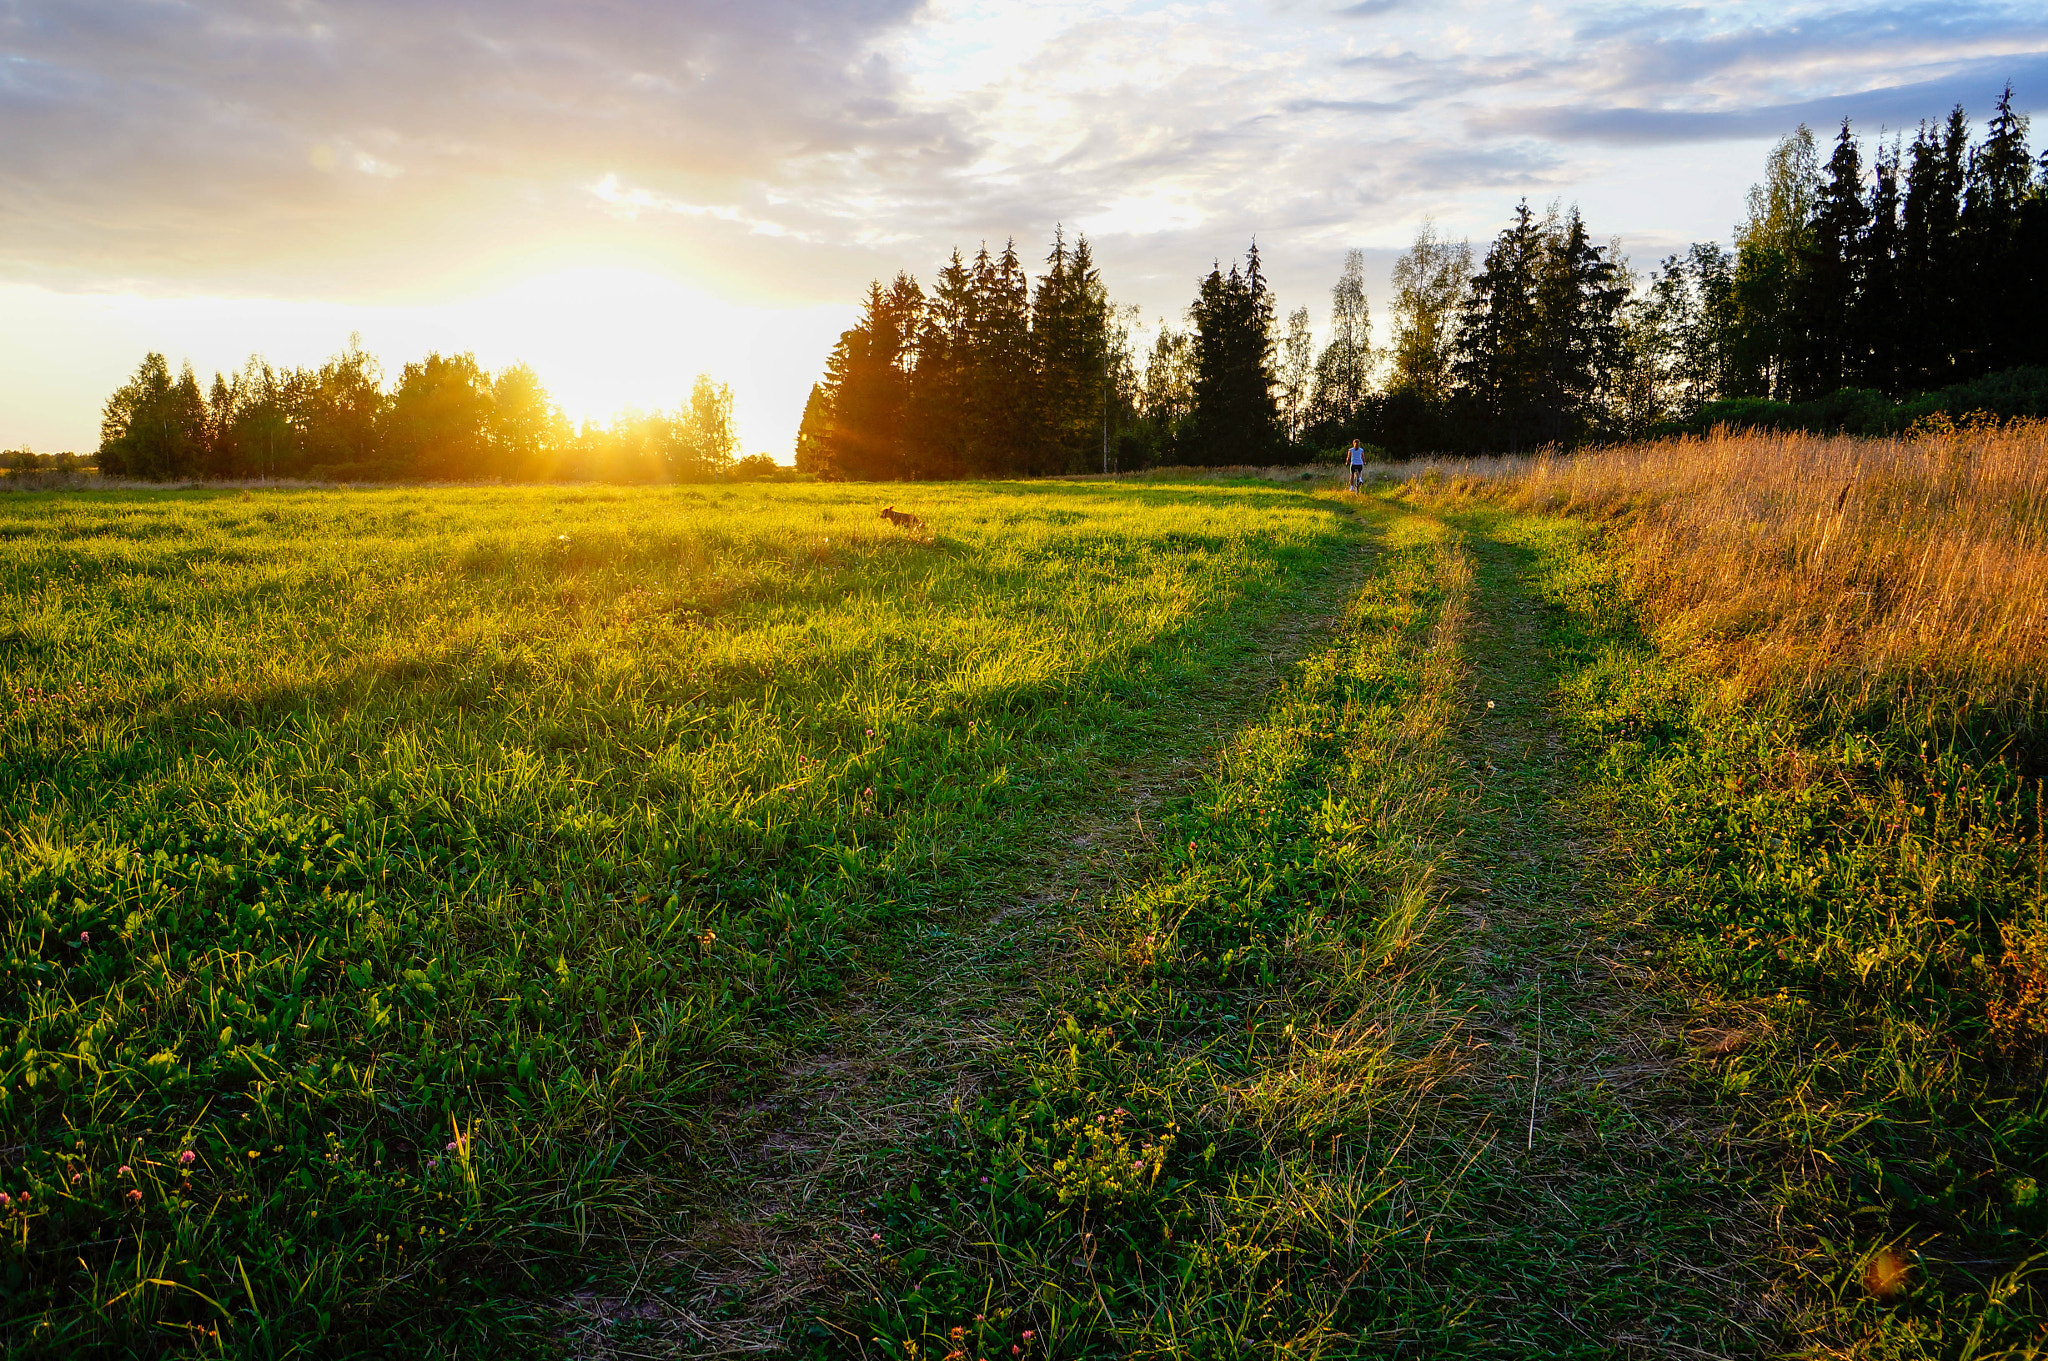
[0,267,855,459]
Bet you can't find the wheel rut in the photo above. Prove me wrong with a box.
[1429,512,1772,1358]
[553,503,1382,1359]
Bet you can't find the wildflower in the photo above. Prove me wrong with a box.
[445,1141,459,1152]
[980,1176,989,1184]
[69,1173,80,1185]
[1023,1332,1035,1342]
[180,1151,195,1166]
[1486,701,1495,710]
[118,1165,131,1177]
[870,1232,882,1244]
[79,931,90,944]
[865,728,874,736]
[125,1189,142,1205]
[16,1191,26,1204]
[428,1159,440,1170]
[0,1192,10,1208]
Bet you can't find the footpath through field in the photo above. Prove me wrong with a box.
[574,493,1772,1359]
[559,495,1382,1356]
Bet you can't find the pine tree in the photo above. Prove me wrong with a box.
[1962,85,2034,378]
[1188,245,1281,464]
[1452,201,1546,447]
[1785,121,1869,399]
[1899,108,1969,388]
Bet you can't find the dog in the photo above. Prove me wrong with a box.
[878,505,927,533]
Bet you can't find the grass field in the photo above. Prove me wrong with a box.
[0,480,1358,1353]
[3,437,2044,1359]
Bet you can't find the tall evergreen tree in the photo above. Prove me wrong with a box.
[1532,207,1628,442]
[1030,228,1112,474]
[1963,85,2034,377]
[1899,108,1969,388]
[814,276,922,480]
[969,242,1035,475]
[1452,201,1547,447]
[1785,121,1869,399]
[1188,246,1281,464]
[1851,138,1904,393]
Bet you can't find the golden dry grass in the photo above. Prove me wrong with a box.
[1495,419,2048,730]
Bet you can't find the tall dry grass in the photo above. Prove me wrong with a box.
[1503,419,2048,732]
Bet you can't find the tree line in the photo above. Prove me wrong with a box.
[89,85,2045,480]
[96,341,762,482]
[802,83,2045,472]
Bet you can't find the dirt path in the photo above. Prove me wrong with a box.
[554,504,1381,1358]
[1424,511,1773,1357]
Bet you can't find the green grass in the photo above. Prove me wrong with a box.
[0,480,1361,1355]
[9,476,2040,1358]
[828,497,1764,1359]
[1469,501,2048,1358]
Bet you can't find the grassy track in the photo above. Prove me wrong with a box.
[0,480,1359,1355]
[823,497,1769,1358]
[1486,501,2048,1358]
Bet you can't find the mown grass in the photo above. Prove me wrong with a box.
[1449,431,2048,1357]
[822,500,1475,1358]
[0,479,1360,1355]
[831,497,1765,1359]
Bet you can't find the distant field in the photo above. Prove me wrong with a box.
[0,480,1356,1352]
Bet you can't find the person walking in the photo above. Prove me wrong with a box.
[1346,438,1366,492]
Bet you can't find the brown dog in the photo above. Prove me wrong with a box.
[878,505,926,533]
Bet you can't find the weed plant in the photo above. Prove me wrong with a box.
[0,480,1355,1353]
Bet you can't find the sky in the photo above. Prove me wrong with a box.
[3,0,2043,459]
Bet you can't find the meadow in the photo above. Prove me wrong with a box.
[0,479,1358,1353]
[4,429,2044,1360]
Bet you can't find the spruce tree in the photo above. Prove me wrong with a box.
[1188,245,1281,464]
[1900,108,1969,388]
[1786,121,1869,399]
[969,242,1035,475]
[1963,85,2034,377]
[1532,207,1627,442]
[1851,138,1904,393]
[1452,201,1546,447]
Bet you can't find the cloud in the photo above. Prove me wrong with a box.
[0,0,943,296]
[1479,51,2048,145]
